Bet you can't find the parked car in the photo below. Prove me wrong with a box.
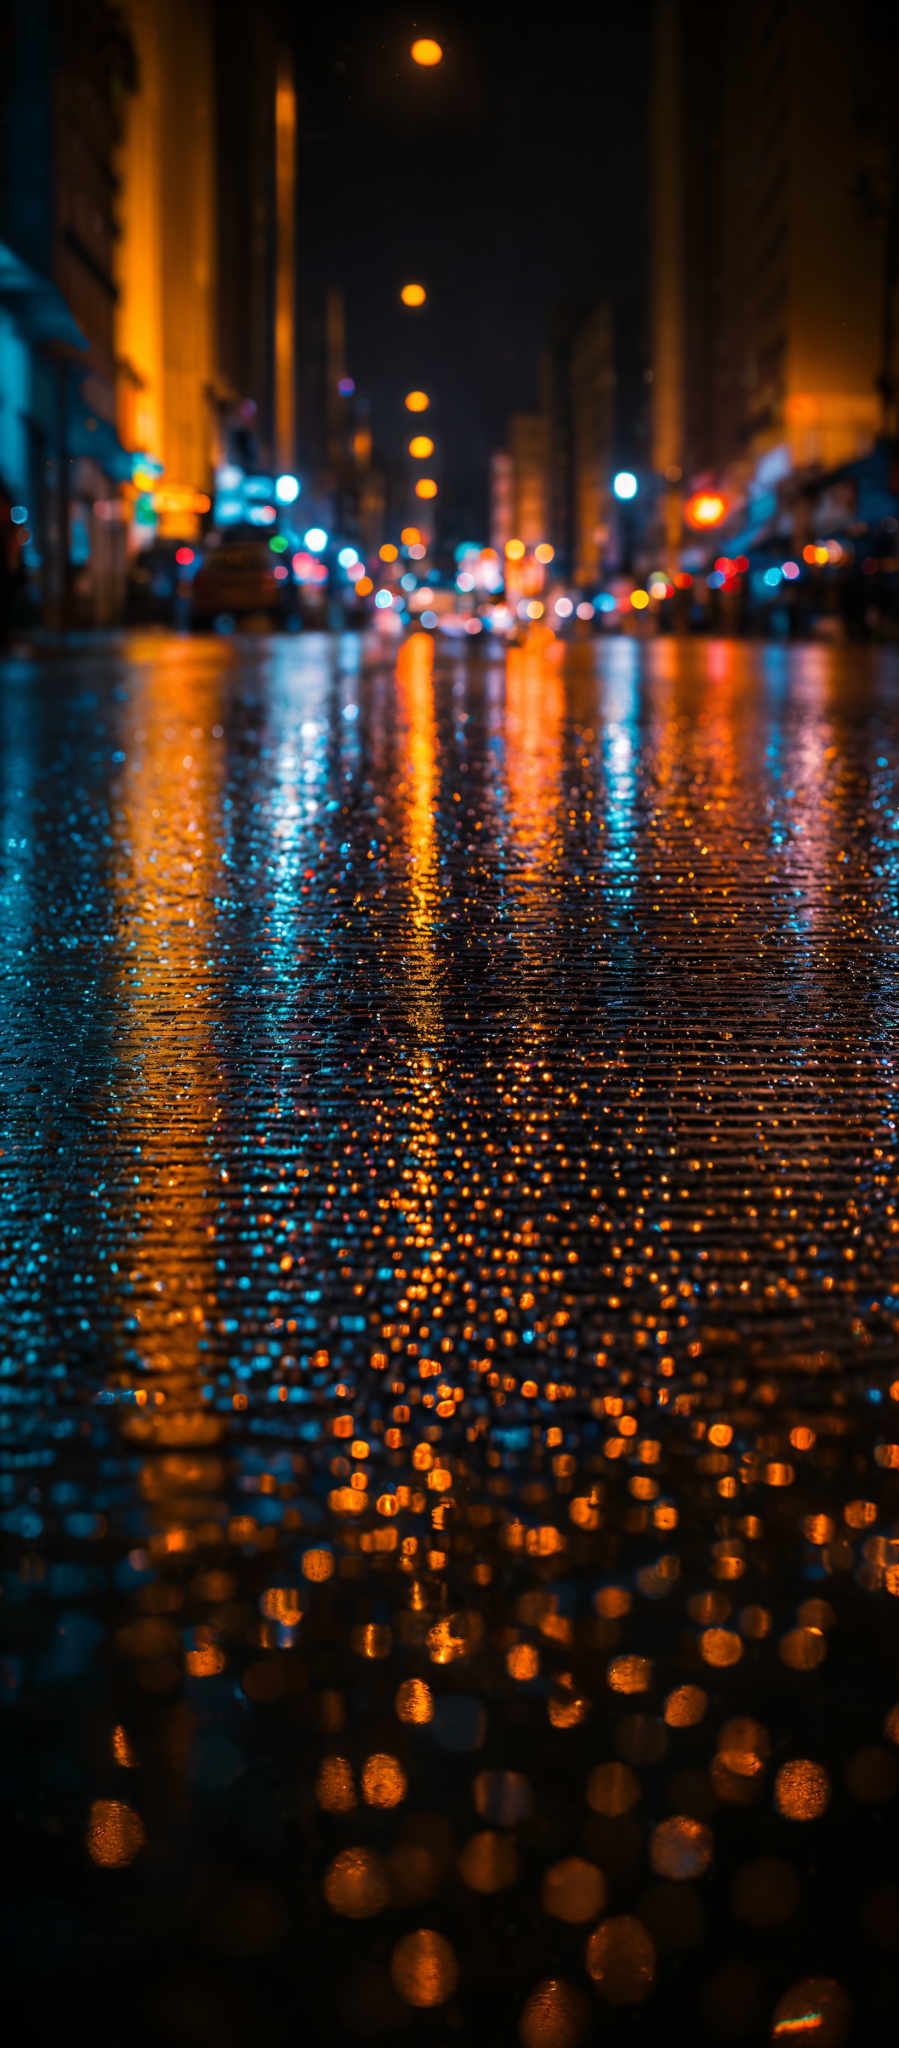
[125,539,197,624]
[188,540,291,629]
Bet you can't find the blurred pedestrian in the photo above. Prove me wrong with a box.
[0,476,26,650]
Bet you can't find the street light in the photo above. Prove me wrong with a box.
[684,490,727,529]
[409,436,434,458]
[401,283,427,307]
[411,38,443,65]
[275,473,300,504]
[304,527,328,552]
[405,390,430,412]
[612,471,638,500]
[415,478,438,499]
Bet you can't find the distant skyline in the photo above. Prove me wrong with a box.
[295,6,651,533]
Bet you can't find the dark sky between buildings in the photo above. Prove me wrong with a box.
[294,5,652,533]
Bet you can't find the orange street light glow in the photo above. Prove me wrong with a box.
[409,436,434,459]
[411,38,443,66]
[379,543,399,562]
[401,283,427,307]
[685,490,727,528]
[505,538,525,561]
[416,478,438,499]
[405,390,429,412]
[356,576,373,596]
[773,2021,824,2039]
[401,526,422,546]
[534,542,554,564]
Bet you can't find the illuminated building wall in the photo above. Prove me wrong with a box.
[274,53,297,474]
[2,0,136,621]
[651,0,889,495]
[720,0,883,474]
[117,0,217,533]
[649,0,686,489]
[569,305,615,587]
[215,2,298,476]
[509,413,550,548]
[540,322,576,578]
[489,451,514,556]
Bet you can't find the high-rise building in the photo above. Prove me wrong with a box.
[540,319,576,578]
[116,0,217,540]
[651,0,894,543]
[489,451,514,558]
[2,0,136,623]
[508,412,550,547]
[569,305,615,588]
[214,0,297,480]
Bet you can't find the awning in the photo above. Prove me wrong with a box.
[67,382,134,484]
[0,238,87,352]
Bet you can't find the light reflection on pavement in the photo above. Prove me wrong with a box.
[1,630,898,2046]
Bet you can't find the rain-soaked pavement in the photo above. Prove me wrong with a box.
[1,627,899,2048]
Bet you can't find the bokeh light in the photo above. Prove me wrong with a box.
[391,1929,458,2006]
[685,490,726,527]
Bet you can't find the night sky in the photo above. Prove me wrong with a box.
[297,6,652,534]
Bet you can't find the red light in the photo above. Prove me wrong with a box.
[175,546,194,566]
[714,556,733,575]
[735,555,748,573]
[674,571,693,590]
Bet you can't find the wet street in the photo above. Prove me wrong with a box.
[2,627,899,2047]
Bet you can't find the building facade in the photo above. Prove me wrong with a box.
[214,0,297,483]
[570,304,615,588]
[2,0,136,624]
[489,451,514,558]
[116,0,217,543]
[651,0,894,556]
[508,412,550,548]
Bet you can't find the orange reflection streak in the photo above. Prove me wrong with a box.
[111,647,226,1556]
[504,639,564,886]
[373,632,454,1586]
[393,631,441,1250]
[396,631,440,1039]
